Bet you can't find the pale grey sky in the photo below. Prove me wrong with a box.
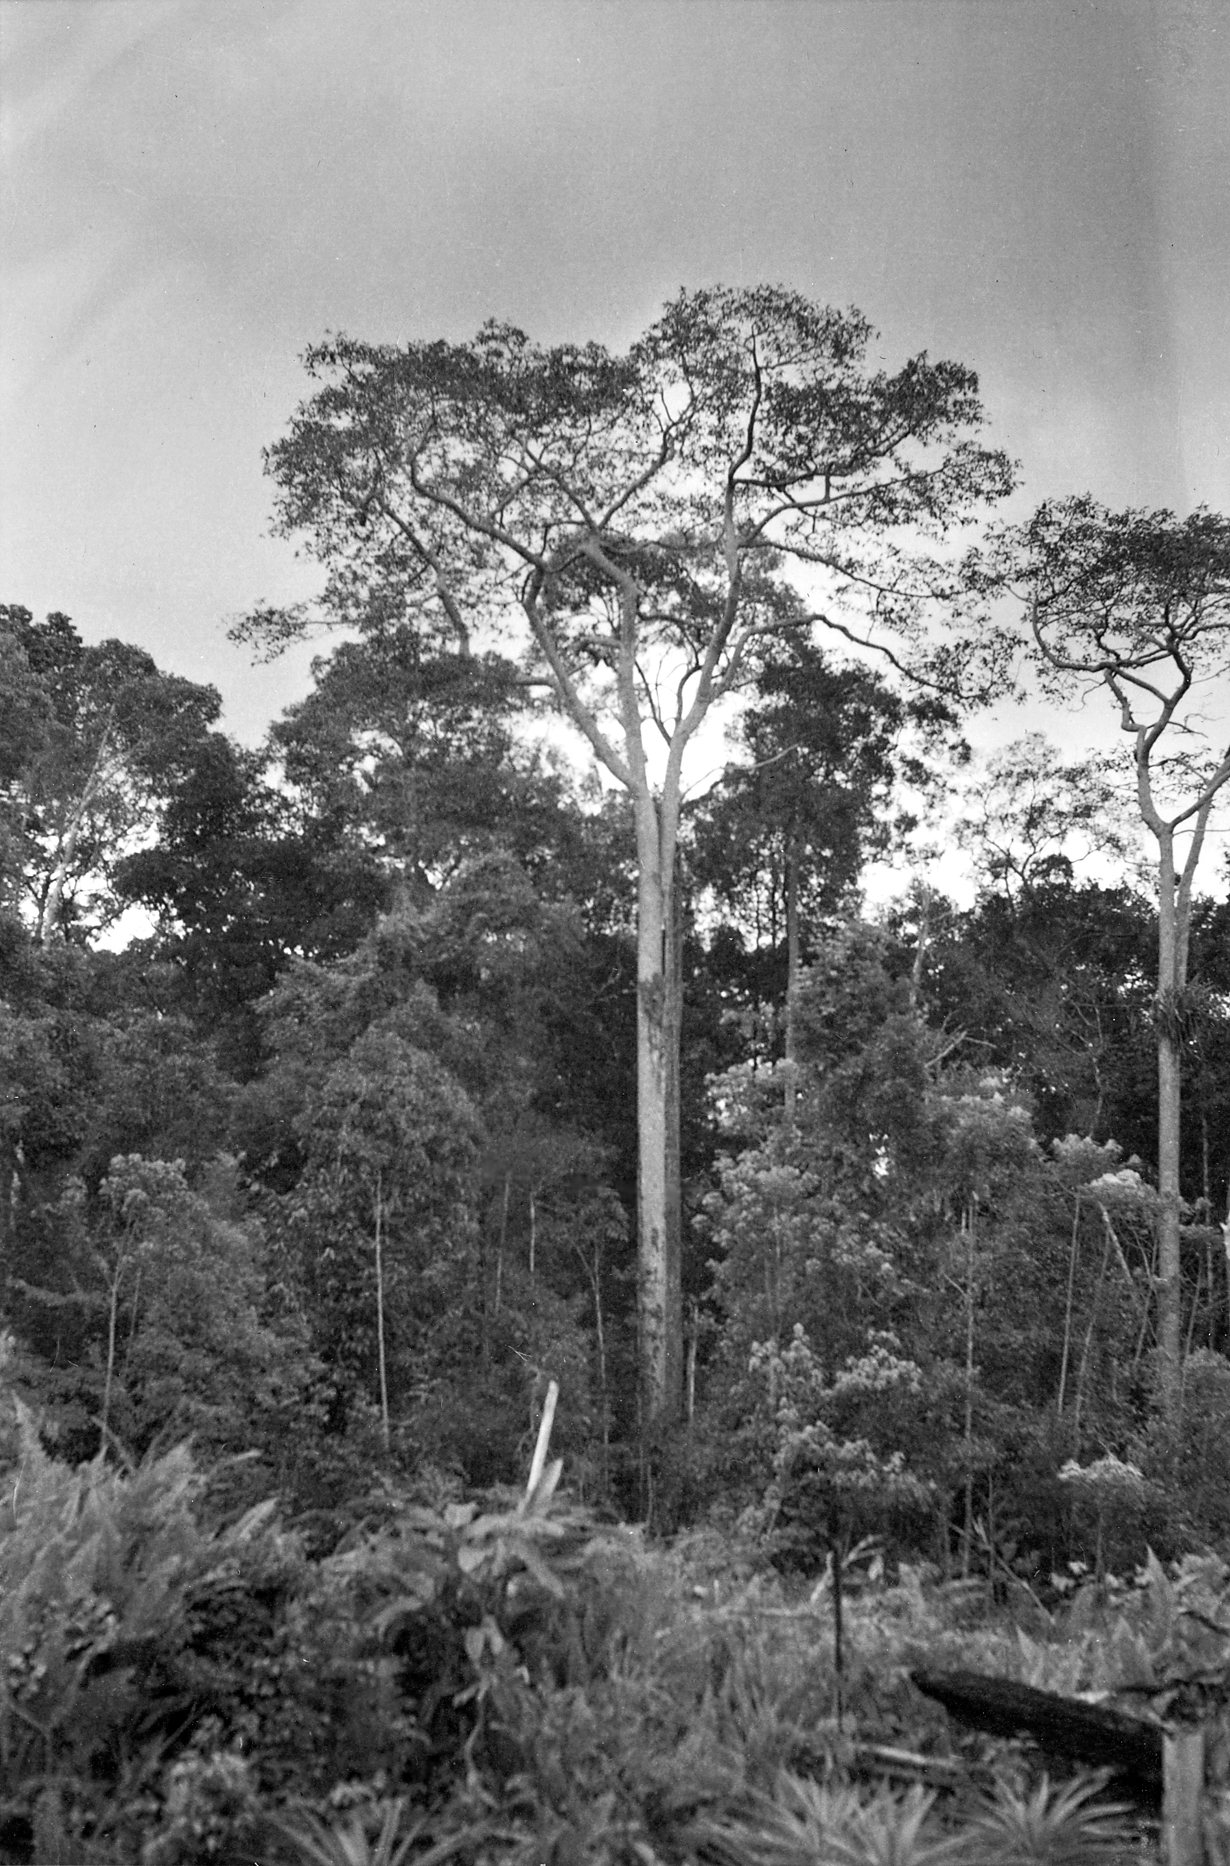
[3,0,1228,776]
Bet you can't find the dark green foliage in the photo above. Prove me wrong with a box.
[691,913,1170,1591]
[0,606,222,942]
[115,732,388,1075]
[1,473,1226,1859]
[270,637,577,903]
[0,1398,297,1862]
[689,643,917,940]
[913,881,1157,1154]
[0,1358,1191,1866]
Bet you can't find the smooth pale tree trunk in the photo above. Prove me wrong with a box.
[1155,827,1185,1424]
[633,786,683,1425]
[962,1198,977,1579]
[1134,745,1226,1428]
[520,571,687,1425]
[1148,782,1220,1426]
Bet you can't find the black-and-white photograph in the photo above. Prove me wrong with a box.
[2,4,1228,1859]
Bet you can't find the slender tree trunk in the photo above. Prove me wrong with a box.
[495,1170,509,1316]
[1073,1221,1112,1443]
[784,837,800,1119]
[962,1198,976,1580]
[576,1237,610,1487]
[1183,1256,1202,1373]
[1155,827,1183,1423]
[1131,1229,1158,1383]
[665,843,683,1345]
[1136,754,1224,1423]
[685,1297,698,1425]
[374,1172,390,1452]
[633,786,682,1424]
[1204,1175,1216,1350]
[1057,1193,1081,1417]
[831,1523,847,1729]
[125,1265,141,1363]
[101,1261,122,1451]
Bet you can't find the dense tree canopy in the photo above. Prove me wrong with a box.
[7,288,1230,1866]
[0,605,222,942]
[2,294,1228,1632]
[235,286,1016,1420]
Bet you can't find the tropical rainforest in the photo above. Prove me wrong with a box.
[2,289,1229,1864]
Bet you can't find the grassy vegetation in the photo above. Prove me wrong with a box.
[13,1369,1229,1866]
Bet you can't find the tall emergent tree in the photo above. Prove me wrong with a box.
[993,498,1230,1421]
[236,287,1015,1420]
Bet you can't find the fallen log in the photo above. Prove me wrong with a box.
[910,1668,1163,1797]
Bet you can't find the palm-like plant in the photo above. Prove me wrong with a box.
[695,1775,966,1866]
[691,1766,1144,1866]
[268,1797,484,1866]
[956,1771,1138,1863]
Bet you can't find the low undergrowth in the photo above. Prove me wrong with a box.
[7,1400,1220,1863]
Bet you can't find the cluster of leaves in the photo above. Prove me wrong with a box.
[6,571,1229,1548]
[2,1370,1164,1864]
[689,887,1230,1609]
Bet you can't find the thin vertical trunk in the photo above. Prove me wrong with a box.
[1056,1193,1081,1416]
[685,1297,698,1424]
[1155,825,1183,1423]
[479,1189,489,1366]
[1,1144,14,1263]
[1137,749,1223,1424]
[580,1240,610,1487]
[101,1261,122,1451]
[909,884,931,1014]
[1131,1228,1158,1383]
[495,1170,509,1316]
[633,786,682,1425]
[1182,1258,1202,1402]
[665,843,683,1347]
[784,836,800,1120]
[374,1172,390,1452]
[831,1526,847,1729]
[125,1265,141,1363]
[962,1199,976,1580]
[1073,1221,1112,1443]
[1209,1228,1218,1350]
[528,1186,537,1282]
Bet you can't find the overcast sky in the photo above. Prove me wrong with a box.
[3,0,1228,783]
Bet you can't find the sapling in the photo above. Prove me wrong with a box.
[754,1325,932,1725]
